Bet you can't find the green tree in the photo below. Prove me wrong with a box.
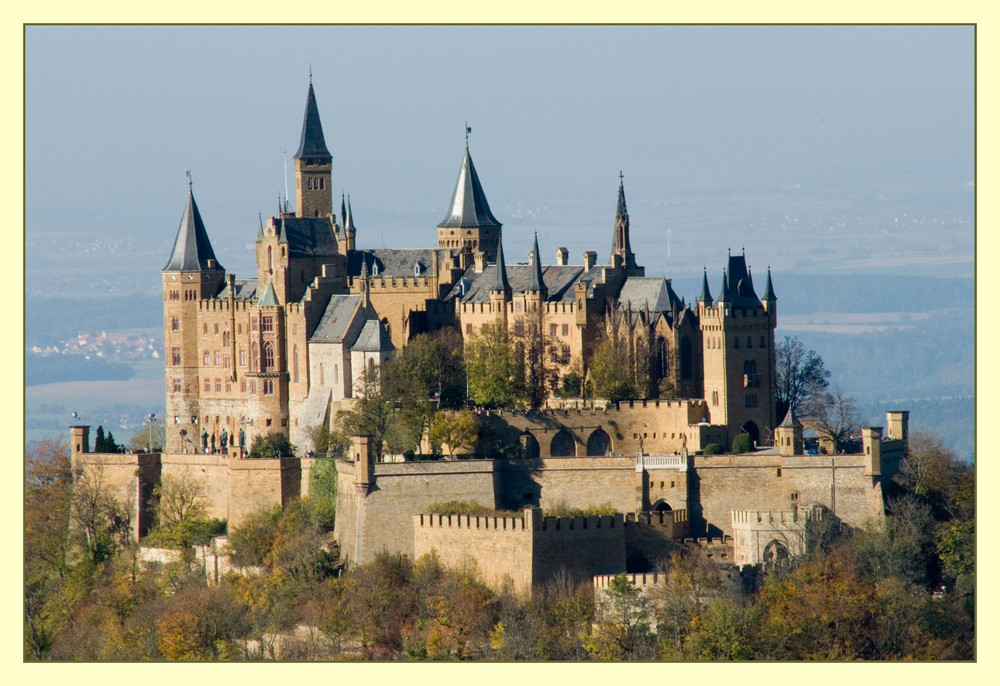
[465,319,526,408]
[511,315,556,410]
[584,574,656,660]
[248,432,296,459]
[147,471,222,550]
[71,464,133,564]
[428,410,479,458]
[588,331,639,402]
[335,364,393,461]
[731,433,752,454]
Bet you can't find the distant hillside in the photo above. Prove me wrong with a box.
[25,293,163,346]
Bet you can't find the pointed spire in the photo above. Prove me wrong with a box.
[360,258,371,308]
[616,170,628,221]
[763,267,777,302]
[345,195,356,234]
[163,189,223,272]
[716,268,729,304]
[340,193,347,231]
[278,217,288,244]
[778,405,802,429]
[294,80,331,160]
[698,267,713,304]
[257,281,279,307]
[256,213,264,244]
[438,146,501,230]
[491,228,511,295]
[526,232,546,294]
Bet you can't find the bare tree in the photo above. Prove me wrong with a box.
[802,387,858,454]
[775,336,831,414]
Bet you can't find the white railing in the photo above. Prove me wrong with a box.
[635,453,687,472]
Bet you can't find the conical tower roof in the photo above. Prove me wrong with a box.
[438,147,502,230]
[162,190,222,272]
[698,268,713,304]
[526,232,546,294]
[294,81,331,160]
[345,195,357,234]
[491,228,511,294]
[763,267,777,301]
[778,405,802,429]
[715,268,729,305]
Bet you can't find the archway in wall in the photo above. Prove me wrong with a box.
[586,428,612,457]
[520,432,540,459]
[763,539,789,562]
[651,500,672,512]
[741,421,760,448]
[549,429,576,457]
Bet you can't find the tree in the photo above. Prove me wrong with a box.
[588,331,639,402]
[428,410,479,458]
[147,471,220,550]
[584,573,656,659]
[71,464,134,564]
[465,320,526,408]
[802,387,858,453]
[128,423,166,453]
[335,364,393,461]
[775,336,830,415]
[510,315,556,410]
[248,432,296,459]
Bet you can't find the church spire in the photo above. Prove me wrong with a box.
[294,80,331,161]
[293,79,333,218]
[610,172,643,276]
[162,188,222,272]
[437,142,502,261]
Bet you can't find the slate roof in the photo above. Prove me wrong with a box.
[491,229,511,293]
[715,254,763,309]
[215,279,258,301]
[347,248,450,278]
[162,191,223,272]
[351,319,393,352]
[294,81,331,161]
[257,282,280,307]
[778,406,802,429]
[698,269,713,303]
[309,295,363,343]
[762,268,776,302]
[526,233,545,293]
[445,264,588,303]
[277,217,341,258]
[617,277,683,313]
[437,147,502,230]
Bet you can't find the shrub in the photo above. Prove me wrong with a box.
[703,443,724,455]
[731,433,753,454]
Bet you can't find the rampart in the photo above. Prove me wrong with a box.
[731,508,816,566]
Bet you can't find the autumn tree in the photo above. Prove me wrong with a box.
[248,432,296,458]
[584,573,656,660]
[71,464,133,564]
[428,410,479,458]
[802,386,859,453]
[147,470,221,550]
[588,330,639,402]
[335,364,395,461]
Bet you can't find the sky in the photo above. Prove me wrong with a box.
[25,25,974,289]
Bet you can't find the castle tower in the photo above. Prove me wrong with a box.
[437,137,502,261]
[162,188,226,453]
[610,173,644,277]
[762,267,777,319]
[294,79,333,219]
[775,406,803,456]
[700,252,777,449]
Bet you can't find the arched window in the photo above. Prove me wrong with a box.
[262,342,275,371]
[307,178,313,190]
[655,337,669,379]
[586,428,612,457]
[222,331,229,346]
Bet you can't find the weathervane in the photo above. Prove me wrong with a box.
[186,168,192,191]
[465,121,471,147]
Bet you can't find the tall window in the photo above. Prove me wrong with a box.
[172,378,181,393]
[334,364,339,383]
[562,324,569,336]
[263,380,274,395]
[222,331,230,346]
[561,344,571,364]
[712,390,719,406]
[214,351,221,366]
[204,378,210,392]
[251,342,258,372]
[743,360,758,374]
[549,324,557,336]
[262,316,274,333]
[171,317,180,331]
[215,378,221,392]
[293,346,299,383]
[263,342,275,371]
[171,348,181,366]
[239,350,247,367]
[203,351,210,366]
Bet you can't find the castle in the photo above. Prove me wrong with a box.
[160,79,777,457]
[69,79,909,592]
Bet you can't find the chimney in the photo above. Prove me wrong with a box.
[555,247,569,266]
[583,251,597,271]
[474,251,485,273]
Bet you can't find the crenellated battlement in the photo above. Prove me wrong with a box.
[732,508,811,525]
[592,572,667,590]
[414,512,527,531]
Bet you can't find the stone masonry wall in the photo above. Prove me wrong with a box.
[498,457,635,512]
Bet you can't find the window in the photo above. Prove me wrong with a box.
[262,316,274,333]
[251,343,258,372]
[746,336,753,348]
[172,378,181,393]
[203,351,210,366]
[513,320,525,336]
[204,378,210,392]
[215,378,221,392]
[237,323,242,335]
[263,342,275,371]
[334,364,339,383]
[222,332,230,346]
[712,390,719,406]
[171,348,181,366]
[466,323,472,334]
[239,350,247,367]
[240,379,246,393]
[550,349,558,363]
[171,317,180,331]
[225,379,232,392]
[263,380,274,395]
[734,337,740,349]
[250,380,256,394]
[561,344,571,365]
[214,351,221,366]
[562,324,569,336]
[760,336,766,348]
[203,323,208,334]
[549,324,557,336]
[224,355,230,369]
[214,323,219,334]
[745,394,758,408]
[743,360,757,374]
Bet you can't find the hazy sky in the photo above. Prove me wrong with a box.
[25,25,973,282]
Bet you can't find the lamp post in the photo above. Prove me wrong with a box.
[147,413,156,453]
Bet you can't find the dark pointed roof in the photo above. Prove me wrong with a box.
[162,191,223,272]
[294,82,331,160]
[763,267,776,301]
[698,268,713,304]
[715,269,729,305]
[778,406,802,429]
[344,195,357,234]
[526,233,545,293]
[437,147,502,229]
[491,228,511,294]
[724,254,763,308]
[611,175,631,259]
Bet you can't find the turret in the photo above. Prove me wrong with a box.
[437,134,502,260]
[762,267,777,322]
[775,406,803,456]
[294,79,333,219]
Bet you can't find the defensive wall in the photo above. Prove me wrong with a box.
[731,508,815,566]
[69,426,316,536]
[412,508,688,595]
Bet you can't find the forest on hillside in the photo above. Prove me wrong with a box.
[25,430,974,661]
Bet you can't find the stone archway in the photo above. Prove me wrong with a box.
[586,428,612,457]
[741,420,760,448]
[763,539,789,562]
[651,500,672,512]
[520,431,540,459]
[549,429,576,457]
